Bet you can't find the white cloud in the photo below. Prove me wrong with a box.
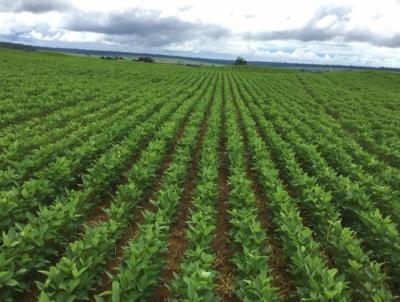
[1,0,400,67]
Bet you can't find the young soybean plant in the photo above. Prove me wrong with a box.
[0,94,163,231]
[237,73,400,291]
[98,80,213,301]
[168,77,222,301]
[0,71,192,190]
[230,77,393,301]
[266,105,400,229]
[244,70,398,188]
[227,79,349,301]
[0,75,207,301]
[272,119,400,286]
[35,75,216,302]
[223,76,278,301]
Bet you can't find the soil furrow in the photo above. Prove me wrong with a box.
[211,81,239,302]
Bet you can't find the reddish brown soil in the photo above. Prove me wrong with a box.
[210,81,239,302]
[17,284,40,302]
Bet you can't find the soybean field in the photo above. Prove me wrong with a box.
[1,48,400,301]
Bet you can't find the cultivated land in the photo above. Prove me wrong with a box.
[1,48,400,301]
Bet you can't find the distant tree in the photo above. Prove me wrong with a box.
[137,56,154,63]
[234,56,247,65]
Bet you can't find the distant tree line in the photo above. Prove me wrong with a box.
[136,57,154,63]
[0,42,36,51]
[99,56,155,63]
[100,56,124,60]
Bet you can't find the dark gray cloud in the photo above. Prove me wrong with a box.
[255,5,400,48]
[371,33,400,48]
[66,9,230,47]
[0,0,71,13]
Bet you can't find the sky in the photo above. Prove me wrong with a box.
[1,0,400,67]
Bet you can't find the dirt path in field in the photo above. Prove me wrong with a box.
[228,76,294,300]
[210,79,239,302]
[148,79,217,302]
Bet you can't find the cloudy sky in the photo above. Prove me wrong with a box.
[1,0,400,67]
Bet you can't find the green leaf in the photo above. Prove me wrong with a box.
[38,292,50,302]
[5,278,19,287]
[111,281,121,302]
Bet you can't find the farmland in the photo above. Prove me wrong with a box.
[0,47,400,301]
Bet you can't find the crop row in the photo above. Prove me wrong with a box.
[0,73,214,300]
[94,74,215,302]
[37,74,217,302]
[245,73,400,190]
[168,76,222,301]
[230,74,394,300]
[223,76,278,301]
[239,75,400,290]
[0,73,191,172]
[0,74,203,231]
